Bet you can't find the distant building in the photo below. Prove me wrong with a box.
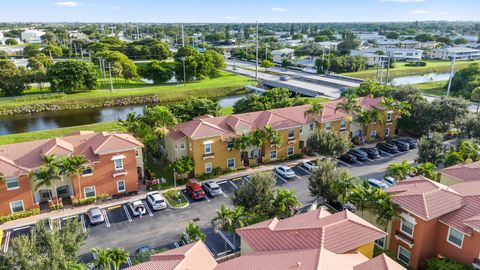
[271,48,295,63]
[363,48,423,61]
[68,30,88,40]
[316,41,341,50]
[350,50,388,66]
[429,47,480,60]
[21,29,45,43]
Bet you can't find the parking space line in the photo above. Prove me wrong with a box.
[366,158,374,162]
[274,172,288,183]
[13,225,30,232]
[217,180,228,184]
[336,159,352,168]
[222,192,228,198]
[382,151,394,157]
[297,166,312,175]
[144,202,154,217]
[48,218,53,231]
[356,160,364,165]
[205,196,211,203]
[58,219,62,231]
[80,214,87,233]
[218,230,236,251]
[2,230,11,253]
[126,256,132,266]
[123,205,132,222]
[174,242,180,248]
[102,209,111,227]
[229,181,239,189]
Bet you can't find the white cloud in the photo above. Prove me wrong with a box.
[53,1,82,7]
[224,16,238,20]
[410,9,429,14]
[110,6,121,10]
[271,7,288,12]
[379,0,425,3]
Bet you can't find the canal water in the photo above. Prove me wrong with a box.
[390,72,450,85]
[0,94,247,135]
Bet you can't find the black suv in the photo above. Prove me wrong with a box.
[348,149,368,161]
[399,138,418,149]
[392,139,410,151]
[360,147,381,159]
[377,142,399,154]
[340,153,357,164]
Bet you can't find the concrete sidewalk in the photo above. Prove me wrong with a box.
[0,157,314,231]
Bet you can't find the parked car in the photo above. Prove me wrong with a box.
[327,200,356,213]
[367,178,389,189]
[129,200,147,216]
[382,176,396,187]
[136,245,151,255]
[275,166,296,179]
[86,207,105,225]
[302,160,318,171]
[280,75,290,81]
[146,191,167,210]
[348,149,368,161]
[399,138,418,149]
[339,153,357,164]
[377,142,399,154]
[202,181,223,197]
[392,139,410,151]
[186,181,206,200]
[360,147,381,159]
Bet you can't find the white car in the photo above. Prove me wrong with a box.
[275,166,296,179]
[302,160,318,171]
[146,191,167,210]
[129,200,147,216]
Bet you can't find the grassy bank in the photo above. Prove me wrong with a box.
[0,122,125,145]
[342,60,479,79]
[412,80,448,97]
[0,72,253,114]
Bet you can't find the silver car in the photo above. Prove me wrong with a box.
[202,181,223,197]
[275,166,296,179]
[86,207,105,225]
[129,200,146,216]
[146,191,167,210]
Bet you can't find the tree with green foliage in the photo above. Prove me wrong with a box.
[171,156,195,179]
[233,88,306,114]
[94,50,138,81]
[330,169,357,205]
[43,44,63,58]
[471,87,480,113]
[57,155,90,199]
[444,149,465,167]
[271,188,300,218]
[138,60,174,84]
[374,189,399,231]
[0,59,29,96]
[417,132,444,164]
[308,159,338,203]
[144,105,178,138]
[416,162,439,181]
[182,222,206,243]
[338,30,360,55]
[110,248,129,270]
[423,257,471,270]
[335,94,362,121]
[169,97,221,122]
[23,44,41,57]
[260,59,274,72]
[307,130,352,158]
[232,171,276,213]
[415,33,435,43]
[5,38,18,46]
[264,125,283,146]
[47,60,98,93]
[91,248,113,270]
[174,45,218,81]
[449,63,480,98]
[205,49,226,69]
[385,160,414,181]
[211,204,234,252]
[385,32,400,39]
[453,38,468,45]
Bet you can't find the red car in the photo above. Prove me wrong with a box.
[186,181,206,200]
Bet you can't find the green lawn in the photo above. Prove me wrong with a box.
[342,60,479,79]
[0,72,253,112]
[0,121,125,145]
[412,80,448,97]
[163,190,189,208]
[220,106,234,115]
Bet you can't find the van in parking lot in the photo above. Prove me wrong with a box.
[146,191,167,210]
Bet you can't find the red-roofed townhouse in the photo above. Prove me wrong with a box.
[0,131,144,215]
[439,160,480,186]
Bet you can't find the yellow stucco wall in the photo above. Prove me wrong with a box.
[356,241,375,259]
[263,127,301,162]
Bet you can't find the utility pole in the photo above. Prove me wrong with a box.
[321,47,325,71]
[108,63,114,93]
[255,21,259,81]
[181,23,185,47]
[136,24,140,40]
[265,44,268,61]
[385,52,392,85]
[182,57,187,88]
[446,55,456,96]
[379,59,384,84]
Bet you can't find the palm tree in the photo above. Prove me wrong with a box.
[385,160,414,181]
[211,204,233,252]
[58,155,90,199]
[264,125,282,146]
[249,129,266,164]
[330,170,356,205]
[30,167,61,195]
[118,112,142,132]
[272,188,301,219]
[234,134,251,165]
[471,87,480,113]
[416,162,439,181]
[91,248,113,270]
[304,97,324,123]
[355,110,373,139]
[335,94,361,121]
[374,192,399,232]
[230,206,247,248]
[110,248,129,270]
[183,222,206,243]
[145,106,178,138]
[348,181,371,218]
[381,96,412,118]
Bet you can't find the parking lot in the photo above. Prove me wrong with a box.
[1,144,417,268]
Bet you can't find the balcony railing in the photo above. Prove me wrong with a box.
[113,169,128,178]
[203,152,215,160]
[394,231,414,248]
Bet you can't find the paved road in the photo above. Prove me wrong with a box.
[1,145,418,268]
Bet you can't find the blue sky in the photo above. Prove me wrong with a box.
[1,0,478,22]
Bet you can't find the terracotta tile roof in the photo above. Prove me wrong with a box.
[0,131,143,177]
[169,97,386,141]
[237,208,386,254]
[353,254,406,270]
[385,176,464,220]
[125,241,217,270]
[439,161,480,183]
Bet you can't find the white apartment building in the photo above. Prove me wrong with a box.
[21,29,45,43]
[429,47,480,60]
[350,50,388,66]
[363,47,423,61]
[271,48,295,63]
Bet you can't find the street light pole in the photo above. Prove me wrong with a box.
[108,62,114,93]
[182,57,187,88]
[255,21,259,81]
[446,55,456,96]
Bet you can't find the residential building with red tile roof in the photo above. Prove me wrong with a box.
[162,97,397,177]
[0,131,144,215]
[384,176,480,269]
[125,208,405,270]
[439,161,480,186]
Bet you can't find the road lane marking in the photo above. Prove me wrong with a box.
[144,202,154,217]
[297,166,312,175]
[218,230,236,251]
[123,205,133,222]
[336,159,352,168]
[229,180,239,189]
[3,230,11,253]
[102,209,111,227]
[80,214,87,233]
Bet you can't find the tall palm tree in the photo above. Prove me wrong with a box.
[58,155,90,199]
[110,248,129,270]
[264,125,282,146]
[211,204,233,252]
[381,96,412,118]
[330,170,356,205]
[91,248,113,270]
[234,134,251,165]
[304,97,324,124]
[118,112,142,132]
[249,129,266,164]
[183,222,206,243]
[416,162,439,181]
[230,206,247,248]
[335,94,361,121]
[348,181,371,218]
[385,160,413,181]
[145,106,178,138]
[30,167,61,195]
[374,192,399,232]
[355,110,373,139]
[272,188,301,219]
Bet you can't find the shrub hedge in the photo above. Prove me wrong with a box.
[0,208,41,224]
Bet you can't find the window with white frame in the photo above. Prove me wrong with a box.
[288,128,295,139]
[397,246,411,265]
[82,167,93,176]
[114,158,123,171]
[84,186,96,198]
[10,200,24,213]
[387,111,393,122]
[400,218,414,237]
[270,150,277,159]
[117,180,126,193]
[325,122,331,131]
[179,143,186,150]
[447,227,464,248]
[385,128,390,137]
[287,147,294,156]
[204,143,212,154]
[370,130,377,139]
[375,237,386,249]
[205,163,212,173]
[5,177,19,190]
[227,140,234,150]
[340,120,346,130]
[227,158,235,169]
